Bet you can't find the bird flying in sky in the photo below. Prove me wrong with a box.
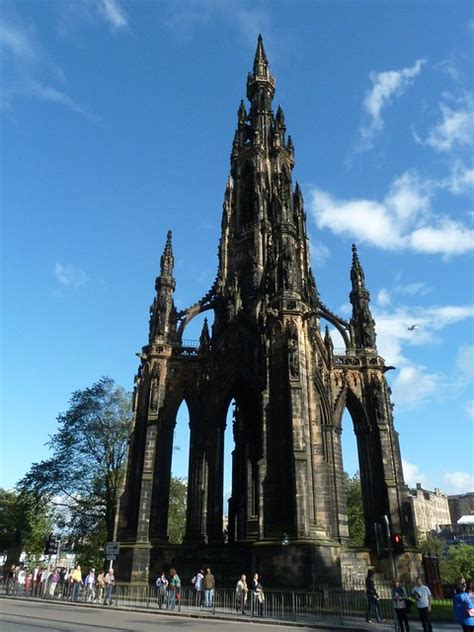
[407,324,418,331]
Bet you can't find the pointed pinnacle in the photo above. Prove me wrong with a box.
[276,104,285,126]
[238,99,246,122]
[253,34,269,73]
[160,230,174,276]
[351,243,365,287]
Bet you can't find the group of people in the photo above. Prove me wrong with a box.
[235,572,265,616]
[155,567,265,616]
[155,567,182,610]
[367,570,474,632]
[3,563,116,605]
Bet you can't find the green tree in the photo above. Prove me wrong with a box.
[441,543,474,582]
[0,488,53,562]
[168,477,187,543]
[417,532,445,557]
[344,471,366,546]
[19,377,132,546]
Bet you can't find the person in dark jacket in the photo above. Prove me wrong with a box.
[365,569,384,623]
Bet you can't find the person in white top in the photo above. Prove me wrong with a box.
[191,569,204,607]
[16,567,26,595]
[412,576,432,632]
[235,574,248,614]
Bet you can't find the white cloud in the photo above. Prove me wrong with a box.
[409,219,474,256]
[374,304,474,367]
[376,288,391,307]
[442,471,474,494]
[0,17,96,120]
[457,345,474,378]
[308,170,474,257]
[395,281,432,297]
[310,239,331,267]
[0,20,36,61]
[54,263,88,288]
[402,459,430,488]
[447,160,474,194]
[356,59,425,152]
[391,365,439,408]
[422,96,474,153]
[372,304,474,408]
[98,0,129,32]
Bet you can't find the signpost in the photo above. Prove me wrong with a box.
[105,542,120,569]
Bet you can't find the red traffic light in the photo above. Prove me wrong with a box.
[391,533,405,555]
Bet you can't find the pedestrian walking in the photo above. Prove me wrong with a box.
[16,567,26,595]
[49,569,60,598]
[6,564,16,595]
[84,568,96,602]
[156,571,168,609]
[392,577,410,632]
[167,568,180,610]
[191,568,204,607]
[70,565,82,602]
[365,569,384,623]
[412,576,433,632]
[203,568,215,608]
[96,570,106,604]
[251,572,264,617]
[235,574,248,614]
[104,568,115,605]
[453,581,474,632]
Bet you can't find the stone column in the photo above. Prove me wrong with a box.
[184,421,208,543]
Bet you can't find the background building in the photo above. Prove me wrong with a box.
[448,492,474,525]
[409,484,451,536]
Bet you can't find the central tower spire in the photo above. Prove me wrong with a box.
[216,34,316,327]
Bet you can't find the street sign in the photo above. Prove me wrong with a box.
[105,554,116,561]
[105,541,120,556]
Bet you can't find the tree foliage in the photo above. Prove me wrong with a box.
[344,471,365,546]
[0,488,53,562]
[168,477,187,543]
[19,377,132,544]
[440,543,474,583]
[417,532,445,557]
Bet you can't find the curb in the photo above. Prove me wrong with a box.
[0,594,371,631]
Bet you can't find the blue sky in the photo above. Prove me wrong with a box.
[1,1,473,501]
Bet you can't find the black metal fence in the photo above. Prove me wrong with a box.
[1,577,455,627]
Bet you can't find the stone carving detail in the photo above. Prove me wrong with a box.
[287,323,299,379]
[149,366,160,413]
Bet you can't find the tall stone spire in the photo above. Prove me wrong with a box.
[149,231,177,342]
[349,244,376,350]
[246,34,275,119]
[160,230,174,278]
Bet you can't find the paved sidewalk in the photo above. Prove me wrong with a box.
[0,594,460,631]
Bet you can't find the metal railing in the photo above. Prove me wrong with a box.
[1,579,455,626]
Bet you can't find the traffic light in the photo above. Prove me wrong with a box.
[391,533,405,555]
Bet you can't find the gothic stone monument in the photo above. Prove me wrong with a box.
[116,36,416,587]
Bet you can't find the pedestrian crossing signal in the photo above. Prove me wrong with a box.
[391,533,404,555]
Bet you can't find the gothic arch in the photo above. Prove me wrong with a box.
[334,386,370,434]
